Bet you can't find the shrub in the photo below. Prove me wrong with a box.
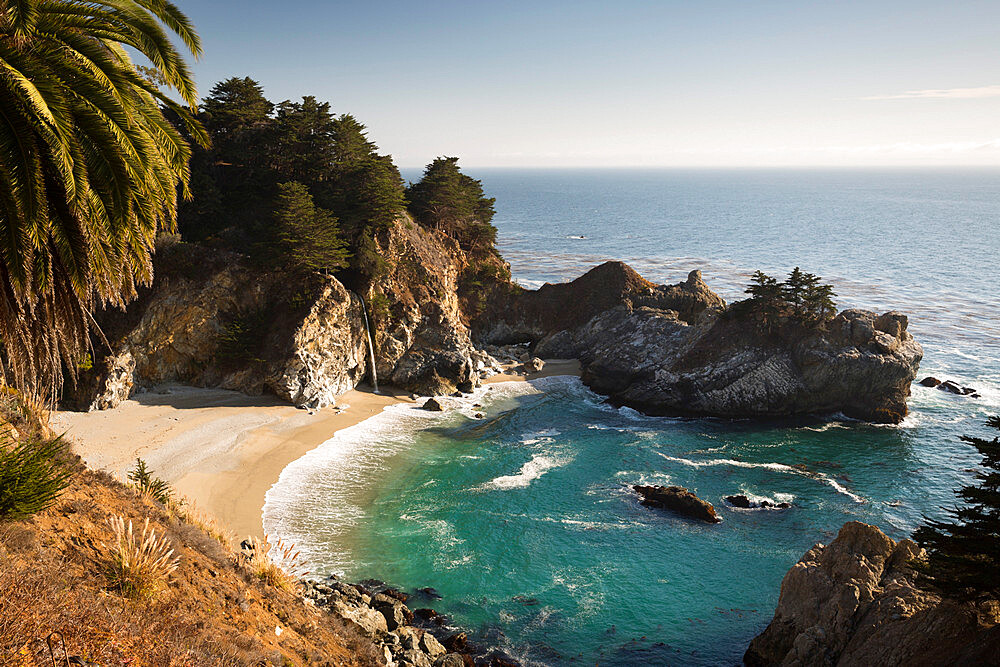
[240,535,305,592]
[217,308,269,365]
[0,436,72,520]
[127,458,172,505]
[101,516,179,600]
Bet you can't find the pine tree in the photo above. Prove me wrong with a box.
[273,182,350,275]
[913,416,1000,600]
[803,282,837,321]
[407,157,497,250]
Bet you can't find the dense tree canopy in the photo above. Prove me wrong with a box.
[179,81,406,280]
[742,267,837,329]
[406,157,497,254]
[271,182,349,275]
[0,0,204,397]
[914,416,1000,601]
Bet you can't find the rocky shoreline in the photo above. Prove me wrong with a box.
[302,575,520,667]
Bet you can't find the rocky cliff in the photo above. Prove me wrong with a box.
[745,521,1000,666]
[365,215,498,396]
[69,216,499,411]
[474,263,921,423]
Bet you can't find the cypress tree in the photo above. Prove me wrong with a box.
[272,182,350,275]
[913,416,1000,600]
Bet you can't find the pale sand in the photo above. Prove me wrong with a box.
[52,359,581,541]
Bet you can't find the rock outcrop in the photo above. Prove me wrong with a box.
[302,576,516,667]
[633,484,721,523]
[474,263,922,424]
[70,216,502,411]
[68,242,369,411]
[745,521,1000,666]
[366,216,499,396]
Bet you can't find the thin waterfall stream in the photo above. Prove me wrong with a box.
[358,294,379,393]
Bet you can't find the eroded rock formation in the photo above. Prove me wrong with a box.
[70,216,501,411]
[745,521,1000,666]
[633,484,721,523]
[474,263,922,423]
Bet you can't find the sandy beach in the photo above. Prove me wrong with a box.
[52,359,581,541]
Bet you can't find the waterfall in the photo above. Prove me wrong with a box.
[358,295,379,393]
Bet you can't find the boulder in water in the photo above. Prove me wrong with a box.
[918,376,941,387]
[725,494,752,508]
[725,494,791,510]
[422,398,444,411]
[633,485,721,523]
[939,380,963,394]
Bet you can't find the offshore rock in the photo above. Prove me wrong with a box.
[576,305,921,424]
[475,263,921,423]
[476,262,724,352]
[745,521,1000,666]
[633,485,721,523]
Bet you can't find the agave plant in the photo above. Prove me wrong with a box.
[0,1,206,398]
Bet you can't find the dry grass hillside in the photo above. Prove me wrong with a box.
[0,396,379,666]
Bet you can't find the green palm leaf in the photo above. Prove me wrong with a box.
[0,0,204,399]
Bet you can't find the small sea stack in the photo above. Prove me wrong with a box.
[633,485,721,523]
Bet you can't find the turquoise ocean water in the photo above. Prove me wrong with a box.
[264,169,1000,665]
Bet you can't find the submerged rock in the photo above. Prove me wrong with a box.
[633,485,721,523]
[745,521,1000,666]
[724,494,791,510]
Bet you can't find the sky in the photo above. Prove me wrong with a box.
[173,0,1000,168]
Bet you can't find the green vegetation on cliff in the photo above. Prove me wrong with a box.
[179,77,406,281]
[914,415,1000,600]
[736,267,837,330]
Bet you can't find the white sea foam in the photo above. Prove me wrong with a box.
[474,452,573,491]
[262,378,547,573]
[655,451,865,503]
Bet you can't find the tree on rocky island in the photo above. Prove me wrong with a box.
[0,0,204,398]
[741,268,837,329]
[913,416,1000,601]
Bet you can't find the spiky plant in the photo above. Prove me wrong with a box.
[0,434,71,520]
[101,515,179,599]
[127,457,172,504]
[0,1,206,399]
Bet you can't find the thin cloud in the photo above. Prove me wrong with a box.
[863,85,1000,100]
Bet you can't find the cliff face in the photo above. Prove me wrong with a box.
[71,216,499,411]
[473,263,921,423]
[475,261,723,347]
[69,242,368,411]
[745,521,1000,666]
[366,215,496,396]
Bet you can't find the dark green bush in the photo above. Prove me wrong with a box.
[0,436,72,520]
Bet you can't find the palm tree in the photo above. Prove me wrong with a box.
[0,0,205,399]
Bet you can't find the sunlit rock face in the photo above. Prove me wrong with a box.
[745,521,1000,666]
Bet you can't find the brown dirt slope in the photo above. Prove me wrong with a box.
[0,460,380,666]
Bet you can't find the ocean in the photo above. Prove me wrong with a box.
[264,168,1000,665]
